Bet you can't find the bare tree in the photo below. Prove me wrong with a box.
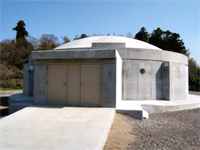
[126,32,133,38]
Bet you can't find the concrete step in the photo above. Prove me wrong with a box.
[9,93,34,104]
[116,101,144,120]
[9,102,35,115]
[0,106,9,117]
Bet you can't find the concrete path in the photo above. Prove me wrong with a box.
[0,107,115,150]
[0,90,23,97]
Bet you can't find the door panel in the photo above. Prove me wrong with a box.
[67,65,80,106]
[47,65,66,105]
[47,64,101,106]
[81,65,101,106]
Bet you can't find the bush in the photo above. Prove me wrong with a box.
[0,79,23,89]
[0,64,23,80]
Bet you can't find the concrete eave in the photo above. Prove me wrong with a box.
[31,49,119,60]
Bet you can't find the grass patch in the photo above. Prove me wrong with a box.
[0,88,23,91]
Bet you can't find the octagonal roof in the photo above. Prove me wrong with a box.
[54,36,162,50]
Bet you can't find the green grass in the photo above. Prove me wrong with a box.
[0,88,23,91]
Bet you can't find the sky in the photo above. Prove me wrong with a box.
[1,0,200,65]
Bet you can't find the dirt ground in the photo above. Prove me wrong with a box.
[104,108,200,150]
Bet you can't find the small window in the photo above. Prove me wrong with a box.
[140,68,145,74]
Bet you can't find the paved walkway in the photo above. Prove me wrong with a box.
[0,107,115,150]
[0,90,23,97]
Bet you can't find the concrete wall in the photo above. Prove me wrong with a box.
[118,48,188,100]
[161,62,170,100]
[101,62,116,107]
[170,62,188,100]
[122,60,165,100]
[122,60,188,100]
[34,61,47,105]
[23,56,35,97]
[23,64,29,97]
[116,48,188,65]
[116,50,122,106]
[30,48,188,102]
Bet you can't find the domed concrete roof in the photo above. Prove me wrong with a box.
[55,36,162,50]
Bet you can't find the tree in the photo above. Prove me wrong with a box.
[27,35,39,50]
[126,32,133,38]
[149,27,163,47]
[189,58,200,91]
[0,39,33,69]
[38,34,59,50]
[13,20,28,48]
[92,33,103,36]
[0,39,16,66]
[148,27,190,56]
[62,36,70,44]
[73,34,89,40]
[135,27,150,42]
[12,20,34,69]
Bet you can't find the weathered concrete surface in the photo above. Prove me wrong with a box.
[0,107,115,150]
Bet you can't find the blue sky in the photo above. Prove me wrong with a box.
[1,0,200,65]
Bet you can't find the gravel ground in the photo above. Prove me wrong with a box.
[104,108,200,150]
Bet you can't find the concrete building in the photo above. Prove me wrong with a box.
[23,36,188,108]
[4,36,200,150]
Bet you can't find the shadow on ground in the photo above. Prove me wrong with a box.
[0,97,9,117]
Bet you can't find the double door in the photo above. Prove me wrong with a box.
[47,64,101,106]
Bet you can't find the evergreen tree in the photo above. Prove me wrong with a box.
[13,20,29,48]
[149,27,163,48]
[189,58,200,91]
[11,20,34,69]
[148,27,189,56]
[73,34,89,40]
[135,27,150,42]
